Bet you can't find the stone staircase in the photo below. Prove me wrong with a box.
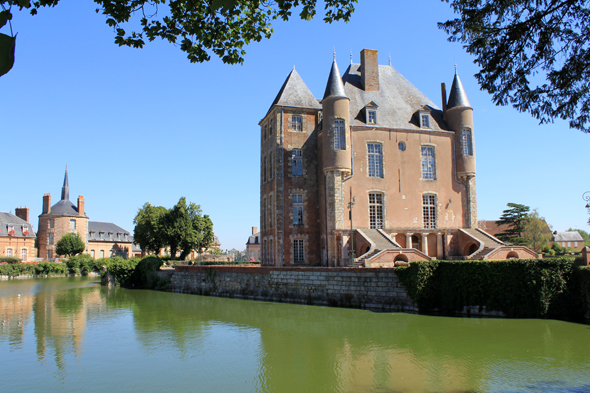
[355,229,400,267]
[462,228,505,260]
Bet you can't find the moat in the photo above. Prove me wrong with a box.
[1,277,589,392]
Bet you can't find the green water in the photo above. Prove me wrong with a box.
[1,277,589,393]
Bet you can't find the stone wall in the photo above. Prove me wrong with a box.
[170,266,417,311]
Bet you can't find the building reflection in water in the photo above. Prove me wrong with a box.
[1,278,590,392]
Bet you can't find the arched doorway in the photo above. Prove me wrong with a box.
[464,242,478,256]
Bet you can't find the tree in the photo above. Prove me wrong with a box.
[133,202,168,255]
[164,197,214,260]
[0,0,357,71]
[55,232,85,257]
[440,0,590,133]
[496,203,530,245]
[522,209,552,252]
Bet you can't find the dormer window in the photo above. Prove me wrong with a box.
[100,232,104,240]
[364,101,379,125]
[421,114,430,128]
[109,232,113,241]
[125,234,129,241]
[418,107,433,129]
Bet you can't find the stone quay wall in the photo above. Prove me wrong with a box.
[170,266,418,312]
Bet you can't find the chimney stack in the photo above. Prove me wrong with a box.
[78,196,85,216]
[43,194,51,214]
[15,206,29,222]
[441,83,447,112]
[252,226,258,235]
[360,49,379,92]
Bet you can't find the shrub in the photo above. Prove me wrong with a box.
[104,257,140,286]
[0,256,22,264]
[66,254,102,275]
[395,258,586,319]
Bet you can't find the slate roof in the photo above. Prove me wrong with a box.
[554,231,584,242]
[266,68,321,116]
[447,73,471,109]
[48,200,80,216]
[246,232,260,245]
[88,221,132,242]
[0,212,35,238]
[342,63,447,130]
[323,60,348,100]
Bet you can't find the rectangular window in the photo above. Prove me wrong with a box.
[21,248,27,262]
[574,242,578,247]
[109,250,113,257]
[109,233,113,240]
[48,219,54,229]
[48,233,54,245]
[421,114,430,128]
[461,128,473,156]
[291,115,302,131]
[262,198,267,231]
[421,146,436,180]
[70,219,76,229]
[91,250,95,258]
[100,250,104,258]
[269,152,273,180]
[367,143,383,178]
[90,232,95,240]
[125,234,128,241]
[292,149,303,176]
[567,242,571,247]
[117,233,121,240]
[47,250,53,259]
[294,240,304,263]
[368,110,377,124]
[263,156,267,182]
[423,194,437,229]
[269,239,273,264]
[293,194,303,225]
[333,120,346,150]
[369,193,384,229]
[6,248,12,257]
[263,125,267,140]
[269,123,273,136]
[269,196,273,228]
[100,232,104,240]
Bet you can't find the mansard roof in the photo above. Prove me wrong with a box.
[88,221,132,242]
[0,212,35,237]
[447,73,471,109]
[323,60,348,100]
[267,68,321,115]
[342,63,447,130]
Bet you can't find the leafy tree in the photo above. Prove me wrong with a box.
[496,203,530,245]
[567,228,590,247]
[0,0,357,71]
[440,0,590,133]
[55,232,85,257]
[133,202,168,255]
[164,197,214,260]
[522,209,552,252]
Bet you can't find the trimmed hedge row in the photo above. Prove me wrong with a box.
[0,262,68,277]
[394,257,590,320]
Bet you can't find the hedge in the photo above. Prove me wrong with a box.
[394,257,589,320]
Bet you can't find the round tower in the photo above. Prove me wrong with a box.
[444,70,477,228]
[321,57,351,175]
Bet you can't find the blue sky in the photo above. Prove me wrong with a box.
[1,0,588,251]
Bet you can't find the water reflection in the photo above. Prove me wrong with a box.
[1,277,590,393]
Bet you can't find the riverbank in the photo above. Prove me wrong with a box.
[169,258,590,321]
[0,271,101,280]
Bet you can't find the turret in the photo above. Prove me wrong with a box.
[321,56,351,175]
[61,166,70,201]
[444,70,475,175]
[443,69,477,227]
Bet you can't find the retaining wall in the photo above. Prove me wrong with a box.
[170,266,417,311]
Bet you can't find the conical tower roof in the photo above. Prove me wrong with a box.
[323,59,347,100]
[447,72,471,109]
[266,68,321,115]
[61,166,69,201]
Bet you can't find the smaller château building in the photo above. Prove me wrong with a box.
[0,207,36,261]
